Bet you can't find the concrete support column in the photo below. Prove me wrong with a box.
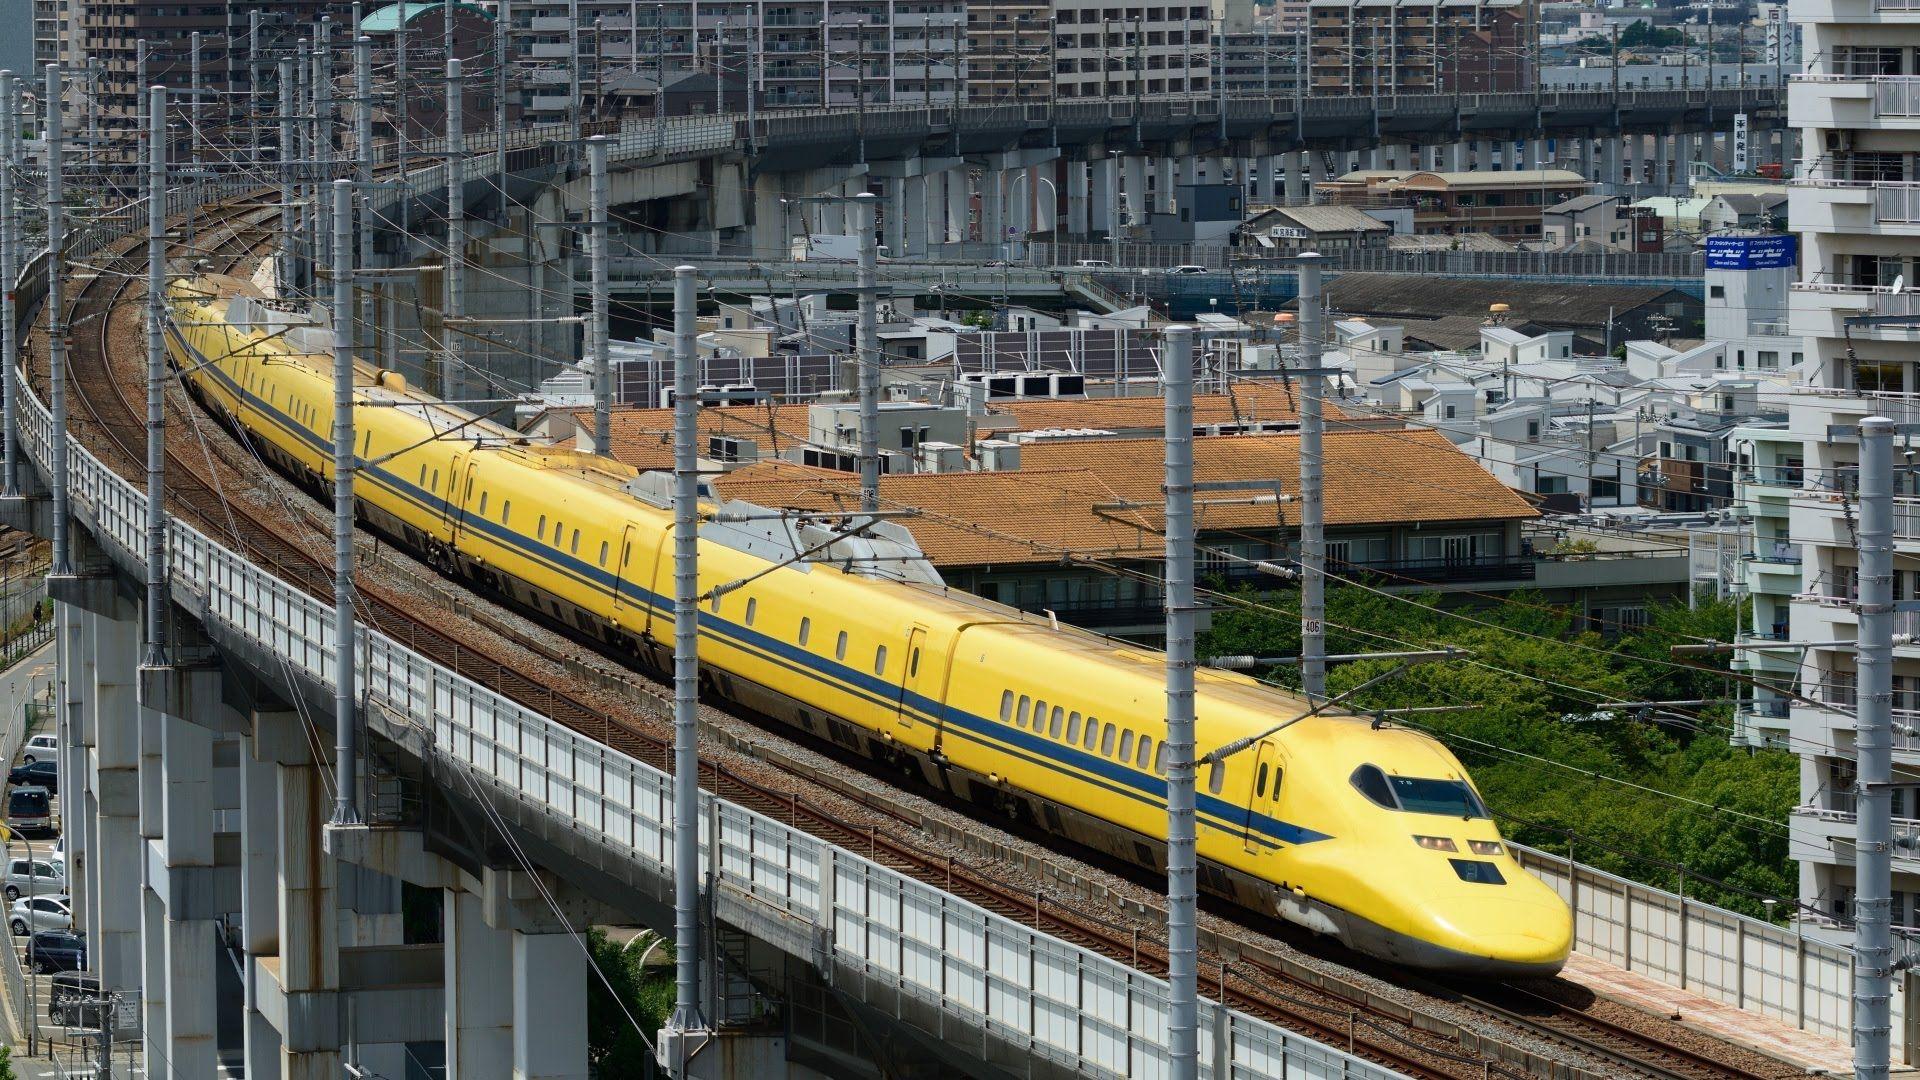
[1447,142,1469,172]
[278,761,340,1078]
[1123,156,1149,225]
[141,888,168,1067]
[1255,155,1277,205]
[513,930,589,1079]
[445,890,513,1077]
[947,168,969,243]
[981,169,1005,251]
[55,604,89,949]
[1177,155,1198,188]
[902,174,928,257]
[1622,136,1638,190]
[239,737,281,1079]
[1307,152,1329,203]
[1150,156,1171,213]
[1067,159,1090,235]
[1655,134,1670,190]
[1284,152,1307,203]
[90,608,140,995]
[1030,165,1056,235]
[1603,136,1621,187]
[1090,156,1114,235]
[1676,132,1695,182]
[883,176,906,256]
[159,713,217,1075]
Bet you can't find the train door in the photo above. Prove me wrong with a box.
[438,452,466,535]
[450,458,480,541]
[610,523,640,615]
[895,625,929,731]
[1243,741,1281,854]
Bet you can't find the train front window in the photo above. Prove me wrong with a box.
[1389,776,1488,818]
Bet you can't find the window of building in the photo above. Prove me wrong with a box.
[1709,284,1725,298]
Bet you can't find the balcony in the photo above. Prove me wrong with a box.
[1787,73,1920,129]
[1792,282,1920,342]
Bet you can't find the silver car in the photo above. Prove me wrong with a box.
[10,894,69,936]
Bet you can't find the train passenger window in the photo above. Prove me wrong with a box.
[570,530,580,554]
[1017,696,1031,728]
[873,645,887,675]
[1048,706,1063,739]
[554,521,563,543]
[363,431,372,457]
[478,493,488,516]
[1153,742,1166,776]
[501,501,510,525]
[418,465,427,486]
[599,541,609,567]
[1136,735,1152,769]
[1256,763,1269,798]
[835,631,848,660]
[1118,730,1134,762]
[999,690,1013,723]
[1034,699,1047,727]
[799,617,811,646]
[1100,724,1115,756]
[1270,768,1282,800]
[1207,760,1225,795]
[908,649,919,677]
[1350,765,1398,810]
[1084,718,1099,749]
[432,470,439,492]
[1066,712,1080,743]
[538,515,546,537]
[623,542,632,565]
[744,598,756,625]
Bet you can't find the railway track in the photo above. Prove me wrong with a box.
[1453,983,1785,1080]
[38,188,1790,1080]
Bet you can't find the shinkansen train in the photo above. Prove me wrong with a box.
[166,275,1572,977]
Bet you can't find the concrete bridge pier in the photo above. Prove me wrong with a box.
[1255,155,1277,205]
[1123,155,1149,224]
[1655,134,1671,191]
[1675,132,1695,183]
[1282,151,1306,203]
[88,603,140,1000]
[1067,157,1090,235]
[948,167,971,241]
[1090,155,1115,235]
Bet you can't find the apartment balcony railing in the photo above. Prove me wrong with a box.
[1743,697,1792,719]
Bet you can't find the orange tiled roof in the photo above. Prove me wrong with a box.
[712,429,1534,568]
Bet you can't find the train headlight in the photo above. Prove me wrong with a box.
[1412,835,1457,852]
[1468,840,1504,857]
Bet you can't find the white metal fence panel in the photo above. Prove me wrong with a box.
[1515,847,1863,1052]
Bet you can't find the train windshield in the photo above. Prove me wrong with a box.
[1351,765,1489,819]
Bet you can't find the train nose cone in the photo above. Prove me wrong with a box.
[1426,892,1573,975]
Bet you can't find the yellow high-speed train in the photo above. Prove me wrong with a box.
[167,275,1572,977]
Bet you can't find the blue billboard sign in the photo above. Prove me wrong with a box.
[1705,234,1797,270]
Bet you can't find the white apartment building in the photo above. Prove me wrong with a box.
[511,0,969,118]
[1785,0,1920,952]
[1051,0,1215,100]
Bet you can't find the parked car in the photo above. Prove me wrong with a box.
[10,894,70,936]
[49,972,101,1023]
[1164,264,1209,275]
[26,928,85,973]
[6,787,51,835]
[47,834,63,870]
[9,760,58,792]
[4,855,62,901]
[20,733,56,764]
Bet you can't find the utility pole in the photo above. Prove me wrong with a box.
[1161,323,1199,1080]
[568,0,583,146]
[46,64,70,577]
[1,70,17,500]
[356,37,375,340]
[190,31,203,165]
[249,12,262,162]
[296,40,313,292]
[589,135,611,456]
[1856,414,1896,1080]
[279,57,298,296]
[444,58,466,402]
[144,84,168,670]
[661,263,711,1076]
[135,41,146,171]
[330,178,361,827]
[315,21,335,279]
[395,15,409,233]
[855,192,881,513]
[1296,252,1326,698]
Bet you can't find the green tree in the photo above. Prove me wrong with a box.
[586,929,675,1074]
[0,1043,16,1080]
